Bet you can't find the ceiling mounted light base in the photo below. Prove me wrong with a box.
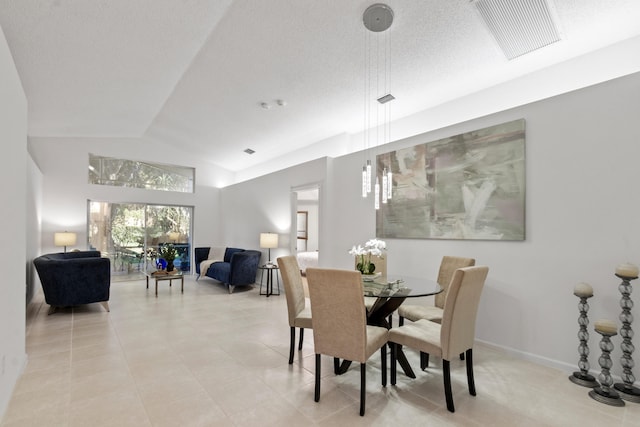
[363,4,394,33]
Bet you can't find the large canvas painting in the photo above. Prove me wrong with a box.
[376,119,525,240]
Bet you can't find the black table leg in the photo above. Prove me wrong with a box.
[367,296,416,378]
[335,296,417,378]
[395,346,416,378]
[336,359,352,375]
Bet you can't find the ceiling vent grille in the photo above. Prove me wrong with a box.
[244,148,255,155]
[472,0,561,60]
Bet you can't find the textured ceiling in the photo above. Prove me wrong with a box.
[2,0,640,174]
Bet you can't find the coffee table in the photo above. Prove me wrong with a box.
[145,270,184,297]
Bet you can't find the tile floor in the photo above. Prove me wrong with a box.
[2,275,639,426]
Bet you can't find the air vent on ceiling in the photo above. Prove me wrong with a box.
[472,0,561,60]
[244,148,255,155]
[377,94,395,104]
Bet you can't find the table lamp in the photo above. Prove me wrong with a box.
[54,231,77,253]
[260,232,278,266]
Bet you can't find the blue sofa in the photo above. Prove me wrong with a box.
[195,247,261,293]
[33,250,111,314]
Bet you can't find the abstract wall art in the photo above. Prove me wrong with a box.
[376,119,525,240]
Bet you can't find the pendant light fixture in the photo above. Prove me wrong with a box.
[361,4,394,209]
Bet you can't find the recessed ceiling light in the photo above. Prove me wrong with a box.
[260,102,271,110]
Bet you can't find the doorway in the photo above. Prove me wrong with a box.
[292,186,319,253]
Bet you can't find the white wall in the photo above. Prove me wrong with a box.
[27,136,230,257]
[220,158,328,266]
[0,25,27,420]
[26,155,43,303]
[221,71,640,372]
[371,72,640,370]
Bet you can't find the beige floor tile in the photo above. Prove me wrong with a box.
[12,367,70,396]
[69,369,137,403]
[4,276,638,427]
[1,406,69,427]
[136,371,207,406]
[143,393,231,427]
[228,396,313,427]
[68,389,150,427]
[203,375,278,417]
[1,387,70,425]
[256,363,316,393]
[280,377,357,422]
[70,353,129,379]
[21,349,71,375]
[189,356,251,388]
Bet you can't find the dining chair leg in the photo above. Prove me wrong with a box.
[381,345,387,387]
[399,316,404,326]
[466,349,476,396]
[420,352,429,370]
[390,343,397,385]
[298,328,304,350]
[333,357,340,375]
[443,359,455,412]
[460,352,465,360]
[288,327,295,364]
[360,363,366,416]
[315,354,321,402]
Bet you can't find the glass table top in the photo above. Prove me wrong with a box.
[363,275,442,298]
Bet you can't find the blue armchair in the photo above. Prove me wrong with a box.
[33,251,111,314]
[195,247,261,293]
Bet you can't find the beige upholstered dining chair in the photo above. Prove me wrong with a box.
[306,267,389,416]
[389,265,489,413]
[398,256,476,325]
[277,256,312,364]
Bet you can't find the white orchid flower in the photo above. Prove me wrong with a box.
[348,245,366,256]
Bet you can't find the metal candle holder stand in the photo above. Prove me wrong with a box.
[589,322,625,406]
[569,286,598,387]
[613,274,640,402]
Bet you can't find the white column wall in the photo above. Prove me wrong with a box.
[0,25,27,420]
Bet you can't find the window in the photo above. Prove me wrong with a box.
[88,154,195,193]
[88,201,193,277]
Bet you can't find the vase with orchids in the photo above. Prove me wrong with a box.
[349,238,386,275]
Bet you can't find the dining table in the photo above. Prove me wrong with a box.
[336,274,442,378]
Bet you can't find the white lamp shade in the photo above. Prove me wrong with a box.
[259,233,278,249]
[54,232,77,247]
